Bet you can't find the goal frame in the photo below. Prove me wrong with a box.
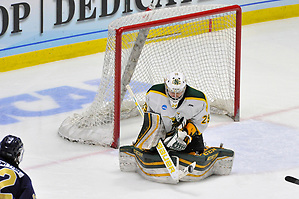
[112,5,242,148]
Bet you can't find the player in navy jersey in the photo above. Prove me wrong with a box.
[0,135,36,199]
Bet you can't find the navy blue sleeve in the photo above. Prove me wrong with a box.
[19,174,36,199]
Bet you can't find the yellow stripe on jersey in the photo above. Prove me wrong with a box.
[185,97,206,101]
[146,90,167,98]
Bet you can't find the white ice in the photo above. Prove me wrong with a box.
[1,17,299,198]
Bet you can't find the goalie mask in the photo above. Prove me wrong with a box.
[165,72,187,109]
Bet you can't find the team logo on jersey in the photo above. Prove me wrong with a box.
[162,105,167,110]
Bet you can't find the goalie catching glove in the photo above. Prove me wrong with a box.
[164,129,191,151]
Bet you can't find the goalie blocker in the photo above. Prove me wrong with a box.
[119,112,234,184]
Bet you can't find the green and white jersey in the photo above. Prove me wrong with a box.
[145,84,210,134]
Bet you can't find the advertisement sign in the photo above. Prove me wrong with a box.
[0,0,298,58]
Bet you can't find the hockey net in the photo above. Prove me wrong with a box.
[58,4,241,148]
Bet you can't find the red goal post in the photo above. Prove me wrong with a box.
[58,4,242,148]
[113,5,241,147]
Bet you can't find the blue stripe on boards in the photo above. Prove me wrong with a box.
[0,0,283,53]
[0,30,108,53]
[240,0,281,7]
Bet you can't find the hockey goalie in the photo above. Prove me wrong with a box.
[119,72,234,184]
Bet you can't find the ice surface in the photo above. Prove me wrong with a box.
[1,17,299,199]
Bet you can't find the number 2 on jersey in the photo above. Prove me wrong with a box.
[201,114,210,124]
[0,168,17,199]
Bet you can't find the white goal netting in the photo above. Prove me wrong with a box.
[58,4,241,147]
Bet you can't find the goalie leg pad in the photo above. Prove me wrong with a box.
[212,156,234,175]
[119,145,235,183]
[134,112,165,149]
[119,146,137,172]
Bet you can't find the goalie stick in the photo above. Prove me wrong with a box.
[126,85,196,182]
[126,85,179,181]
[285,176,299,185]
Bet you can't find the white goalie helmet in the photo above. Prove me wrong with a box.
[164,72,187,109]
